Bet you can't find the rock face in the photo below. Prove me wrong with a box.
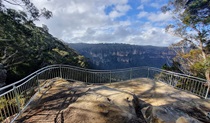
[17,80,145,123]
[108,79,210,123]
[69,43,175,69]
[62,85,142,123]
[17,78,210,123]
[176,116,200,123]
[141,106,202,123]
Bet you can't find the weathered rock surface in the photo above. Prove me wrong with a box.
[107,79,210,123]
[17,79,144,123]
[61,85,142,123]
[16,78,210,123]
[141,105,202,123]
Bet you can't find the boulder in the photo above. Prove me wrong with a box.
[141,105,202,123]
[176,116,201,123]
[61,86,143,123]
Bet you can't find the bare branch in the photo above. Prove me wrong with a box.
[1,50,18,64]
[3,0,24,6]
[5,60,22,68]
[1,47,7,60]
[0,39,13,41]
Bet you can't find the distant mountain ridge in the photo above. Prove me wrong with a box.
[69,43,175,70]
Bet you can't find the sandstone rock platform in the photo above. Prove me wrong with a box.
[16,78,210,123]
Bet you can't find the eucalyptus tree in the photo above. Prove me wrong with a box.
[0,0,52,85]
[162,0,210,80]
[0,7,88,85]
[0,0,52,20]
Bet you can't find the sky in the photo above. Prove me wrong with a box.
[8,0,181,46]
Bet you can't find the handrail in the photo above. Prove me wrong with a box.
[0,64,209,123]
[0,65,55,91]
[149,67,207,82]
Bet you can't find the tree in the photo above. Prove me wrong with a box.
[0,0,52,86]
[162,0,210,81]
[0,0,52,20]
[0,9,88,85]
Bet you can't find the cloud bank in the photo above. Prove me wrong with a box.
[30,0,180,46]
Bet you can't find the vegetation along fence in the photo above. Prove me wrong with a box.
[0,64,209,122]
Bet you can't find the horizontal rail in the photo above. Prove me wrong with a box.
[0,64,209,123]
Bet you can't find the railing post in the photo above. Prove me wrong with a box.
[205,81,210,99]
[36,73,40,93]
[147,68,150,78]
[130,68,132,80]
[110,71,112,85]
[13,85,21,113]
[169,73,173,86]
[85,70,88,85]
[59,65,62,78]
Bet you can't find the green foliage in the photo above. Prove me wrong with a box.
[0,92,29,122]
[0,0,52,20]
[164,48,210,79]
[0,9,88,84]
[190,61,205,78]
[182,0,210,25]
[162,61,182,73]
[162,0,210,79]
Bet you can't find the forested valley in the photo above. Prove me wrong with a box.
[69,43,175,70]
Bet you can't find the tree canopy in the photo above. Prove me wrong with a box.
[0,0,52,20]
[0,1,88,85]
[162,0,210,79]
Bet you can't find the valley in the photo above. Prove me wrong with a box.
[69,43,175,70]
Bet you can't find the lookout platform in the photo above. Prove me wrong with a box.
[14,78,210,123]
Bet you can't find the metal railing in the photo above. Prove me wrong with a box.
[148,67,209,99]
[0,64,209,122]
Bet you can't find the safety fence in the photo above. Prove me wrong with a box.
[0,64,209,122]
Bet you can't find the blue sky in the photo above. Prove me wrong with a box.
[27,0,180,46]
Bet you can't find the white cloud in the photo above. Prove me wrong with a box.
[140,0,151,4]
[137,11,148,18]
[126,24,180,46]
[138,11,172,22]
[148,11,173,22]
[137,5,144,10]
[2,0,24,10]
[108,4,131,19]
[109,10,124,18]
[115,4,131,12]
[150,3,161,9]
[24,0,179,46]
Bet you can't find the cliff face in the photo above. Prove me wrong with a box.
[69,43,175,69]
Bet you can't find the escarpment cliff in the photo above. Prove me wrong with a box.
[69,43,175,69]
